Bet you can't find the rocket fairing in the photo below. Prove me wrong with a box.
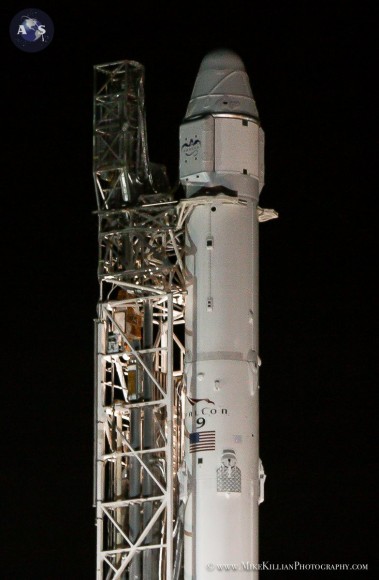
[180,49,266,578]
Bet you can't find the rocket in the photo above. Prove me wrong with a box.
[179,49,267,578]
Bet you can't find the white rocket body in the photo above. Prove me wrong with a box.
[179,50,266,579]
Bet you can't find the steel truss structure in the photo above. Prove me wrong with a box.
[93,60,168,209]
[94,60,186,579]
[95,285,185,579]
[94,201,187,580]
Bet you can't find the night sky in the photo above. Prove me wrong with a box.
[3,1,377,578]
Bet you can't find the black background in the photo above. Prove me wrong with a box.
[3,1,377,578]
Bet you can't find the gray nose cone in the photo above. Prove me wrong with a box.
[198,48,246,72]
[185,48,259,120]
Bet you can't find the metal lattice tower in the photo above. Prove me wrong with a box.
[93,60,185,580]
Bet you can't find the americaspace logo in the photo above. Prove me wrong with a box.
[10,9,54,52]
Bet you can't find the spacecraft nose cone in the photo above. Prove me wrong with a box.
[198,48,246,73]
[185,48,259,120]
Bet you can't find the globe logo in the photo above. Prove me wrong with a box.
[19,17,46,42]
[10,9,54,52]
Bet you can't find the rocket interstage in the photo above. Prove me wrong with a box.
[179,49,269,578]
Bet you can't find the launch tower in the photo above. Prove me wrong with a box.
[93,60,186,579]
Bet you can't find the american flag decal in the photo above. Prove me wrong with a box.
[189,430,216,453]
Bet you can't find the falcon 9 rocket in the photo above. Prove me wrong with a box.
[179,49,267,579]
